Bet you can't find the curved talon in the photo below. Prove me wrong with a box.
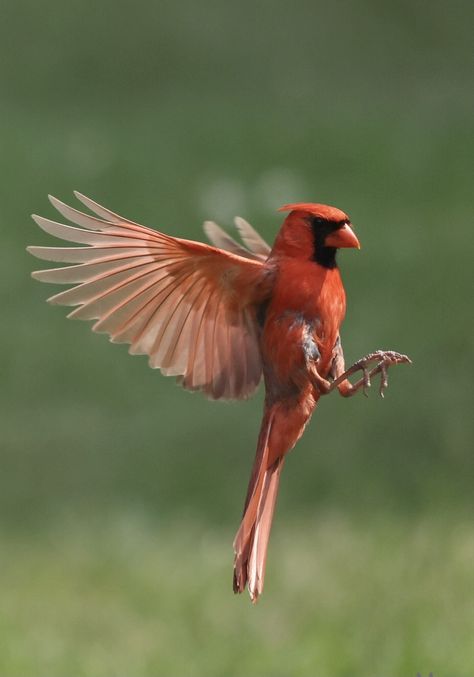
[330,349,411,399]
[362,365,371,397]
[379,362,389,398]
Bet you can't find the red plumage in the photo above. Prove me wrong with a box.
[28,194,410,602]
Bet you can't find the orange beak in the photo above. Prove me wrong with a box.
[325,223,360,249]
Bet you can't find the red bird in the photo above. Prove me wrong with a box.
[28,193,410,601]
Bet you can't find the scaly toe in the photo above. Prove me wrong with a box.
[379,363,389,397]
[362,366,371,396]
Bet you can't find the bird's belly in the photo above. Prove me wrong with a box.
[259,263,346,398]
[261,310,337,398]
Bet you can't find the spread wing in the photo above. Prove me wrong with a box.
[28,192,273,400]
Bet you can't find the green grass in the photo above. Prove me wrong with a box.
[1,511,472,676]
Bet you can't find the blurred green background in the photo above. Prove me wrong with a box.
[1,0,473,675]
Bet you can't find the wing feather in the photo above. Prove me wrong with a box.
[203,221,262,261]
[234,217,271,258]
[31,256,158,284]
[73,190,142,225]
[203,217,271,262]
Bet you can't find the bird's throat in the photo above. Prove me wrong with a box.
[312,245,337,269]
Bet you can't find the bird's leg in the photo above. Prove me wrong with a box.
[329,349,412,398]
[306,332,411,399]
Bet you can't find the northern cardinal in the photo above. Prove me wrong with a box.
[28,193,410,601]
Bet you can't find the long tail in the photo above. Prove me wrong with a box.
[233,406,285,602]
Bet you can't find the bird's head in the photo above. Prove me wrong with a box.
[272,202,360,268]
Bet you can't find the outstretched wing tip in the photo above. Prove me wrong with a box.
[27,245,49,260]
[48,194,69,213]
[73,190,87,202]
[31,214,48,230]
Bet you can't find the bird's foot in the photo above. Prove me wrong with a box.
[348,350,412,397]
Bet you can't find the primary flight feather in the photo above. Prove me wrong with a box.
[29,193,410,601]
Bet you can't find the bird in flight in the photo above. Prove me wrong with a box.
[28,193,411,602]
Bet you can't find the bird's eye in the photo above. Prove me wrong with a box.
[312,217,325,227]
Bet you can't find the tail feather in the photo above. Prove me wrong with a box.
[233,407,283,602]
[247,457,284,600]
